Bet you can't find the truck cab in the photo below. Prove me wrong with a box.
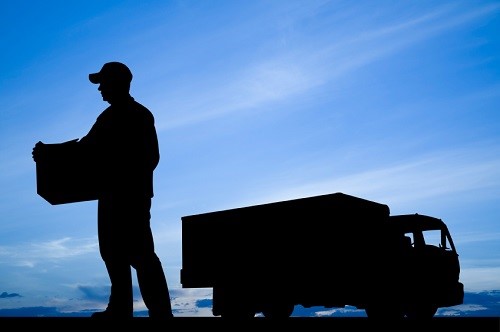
[370,214,464,319]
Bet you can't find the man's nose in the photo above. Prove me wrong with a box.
[98,84,102,91]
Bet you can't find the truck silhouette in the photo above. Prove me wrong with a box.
[180,192,464,320]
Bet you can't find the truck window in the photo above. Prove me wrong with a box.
[403,233,414,248]
[406,232,426,248]
[422,229,452,251]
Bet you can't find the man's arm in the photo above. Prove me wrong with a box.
[32,139,79,162]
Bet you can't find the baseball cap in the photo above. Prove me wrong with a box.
[89,62,133,84]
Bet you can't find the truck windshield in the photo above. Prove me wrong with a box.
[405,229,456,252]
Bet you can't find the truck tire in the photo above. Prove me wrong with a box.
[261,302,295,319]
[365,305,404,320]
[404,305,437,320]
[221,308,255,319]
[218,299,256,319]
[214,285,256,319]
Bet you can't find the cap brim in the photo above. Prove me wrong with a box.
[89,73,101,84]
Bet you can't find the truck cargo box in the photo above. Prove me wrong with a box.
[181,192,390,288]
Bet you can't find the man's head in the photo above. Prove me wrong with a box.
[89,62,132,104]
[89,61,132,85]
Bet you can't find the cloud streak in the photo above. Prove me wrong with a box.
[0,237,98,267]
[237,142,500,212]
[152,2,500,132]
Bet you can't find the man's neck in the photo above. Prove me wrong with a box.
[108,94,133,106]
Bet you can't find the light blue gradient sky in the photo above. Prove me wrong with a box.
[1,0,499,316]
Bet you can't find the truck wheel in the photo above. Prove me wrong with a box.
[365,305,404,320]
[261,303,294,319]
[404,306,437,320]
[221,307,255,319]
[214,284,256,319]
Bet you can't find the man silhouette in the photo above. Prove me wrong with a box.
[83,62,173,319]
[38,62,174,319]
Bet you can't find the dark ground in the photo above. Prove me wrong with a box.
[1,317,499,331]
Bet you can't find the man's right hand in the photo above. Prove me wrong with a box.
[32,141,45,162]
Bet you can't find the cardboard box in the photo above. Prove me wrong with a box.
[35,139,99,205]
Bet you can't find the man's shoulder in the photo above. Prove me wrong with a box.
[96,106,113,120]
[131,99,155,119]
[132,99,151,112]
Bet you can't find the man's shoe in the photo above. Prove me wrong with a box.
[91,309,133,319]
[148,310,174,320]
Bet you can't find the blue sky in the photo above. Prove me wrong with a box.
[1,0,499,317]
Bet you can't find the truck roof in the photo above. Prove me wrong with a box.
[388,214,448,232]
[182,192,390,223]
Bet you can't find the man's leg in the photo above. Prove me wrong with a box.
[136,253,173,318]
[102,258,134,317]
[132,197,173,319]
[92,197,134,318]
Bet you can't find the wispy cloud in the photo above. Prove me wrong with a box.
[460,267,500,292]
[153,56,322,131]
[312,2,500,84]
[152,2,500,132]
[237,143,500,211]
[454,232,500,245]
[0,292,21,299]
[0,237,98,267]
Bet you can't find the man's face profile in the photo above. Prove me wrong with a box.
[97,79,129,104]
[97,81,113,103]
[90,62,132,104]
